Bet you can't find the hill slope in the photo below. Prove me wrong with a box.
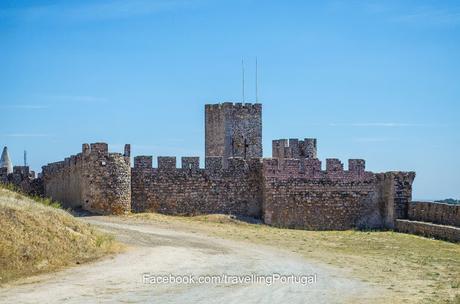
[0,187,120,284]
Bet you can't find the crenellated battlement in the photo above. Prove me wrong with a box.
[41,143,131,214]
[262,157,374,181]
[326,158,344,177]
[133,155,261,174]
[90,143,108,155]
[182,157,200,171]
[43,143,131,176]
[205,102,262,112]
[272,138,317,159]
[131,155,263,215]
[157,156,177,171]
[133,154,378,183]
[134,155,153,170]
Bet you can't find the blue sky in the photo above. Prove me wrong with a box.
[0,0,459,199]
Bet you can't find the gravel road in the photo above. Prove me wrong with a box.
[0,216,382,303]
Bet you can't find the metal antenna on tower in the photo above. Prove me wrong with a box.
[24,150,27,167]
[255,57,258,102]
[242,58,245,103]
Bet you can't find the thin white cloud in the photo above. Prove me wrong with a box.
[167,138,186,143]
[3,134,53,138]
[352,137,396,143]
[43,95,108,103]
[326,122,446,127]
[0,105,49,109]
[362,2,391,14]
[0,0,202,22]
[392,6,460,26]
[357,1,460,27]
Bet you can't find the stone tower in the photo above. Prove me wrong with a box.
[1,146,13,174]
[205,102,262,166]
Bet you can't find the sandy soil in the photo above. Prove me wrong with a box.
[0,216,383,303]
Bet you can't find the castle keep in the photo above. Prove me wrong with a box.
[1,102,458,240]
[205,103,262,165]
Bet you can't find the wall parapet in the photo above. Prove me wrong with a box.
[262,158,374,181]
[205,102,262,111]
[131,155,263,216]
[396,219,460,242]
[408,201,460,227]
[262,166,416,230]
[272,138,317,159]
[133,155,261,175]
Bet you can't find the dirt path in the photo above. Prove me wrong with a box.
[0,216,382,303]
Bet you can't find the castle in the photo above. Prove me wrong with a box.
[1,103,459,240]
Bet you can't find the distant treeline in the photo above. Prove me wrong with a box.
[435,198,460,205]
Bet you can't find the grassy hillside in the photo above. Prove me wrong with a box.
[0,186,121,284]
[130,213,460,304]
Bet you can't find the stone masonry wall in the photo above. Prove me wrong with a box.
[396,219,460,242]
[262,158,416,230]
[131,155,263,217]
[205,102,262,166]
[408,201,460,227]
[376,171,416,229]
[272,138,317,159]
[42,143,131,214]
[0,166,43,196]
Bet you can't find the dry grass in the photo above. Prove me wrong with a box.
[0,187,122,284]
[129,212,460,304]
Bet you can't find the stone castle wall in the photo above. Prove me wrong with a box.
[1,141,423,237]
[376,171,416,228]
[42,143,131,214]
[31,141,417,231]
[35,140,416,231]
[3,102,439,237]
[408,201,460,227]
[6,100,460,243]
[396,220,460,242]
[131,155,263,217]
[261,158,415,230]
[130,154,416,231]
[0,166,43,196]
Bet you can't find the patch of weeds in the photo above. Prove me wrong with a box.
[34,197,61,209]
[426,271,441,279]
[450,294,460,304]
[95,233,115,248]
